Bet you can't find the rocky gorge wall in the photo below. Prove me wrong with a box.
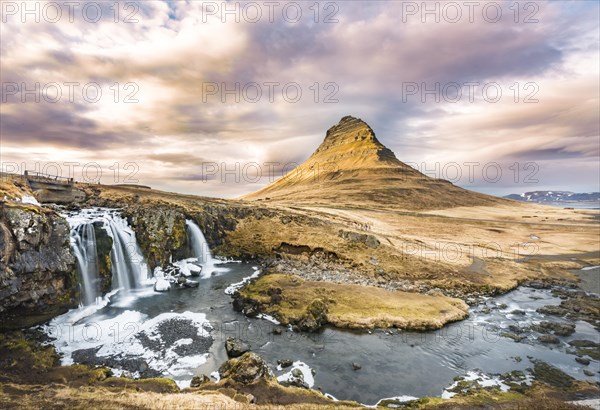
[0,203,78,329]
[119,202,268,269]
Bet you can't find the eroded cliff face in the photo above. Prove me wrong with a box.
[92,221,114,295]
[120,206,188,269]
[121,203,263,269]
[0,203,78,329]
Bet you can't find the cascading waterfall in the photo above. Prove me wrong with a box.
[70,223,100,306]
[66,209,149,305]
[106,215,150,290]
[186,219,216,272]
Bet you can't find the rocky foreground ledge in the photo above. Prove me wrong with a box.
[1,330,598,409]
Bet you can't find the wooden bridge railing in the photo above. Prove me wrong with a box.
[24,170,74,186]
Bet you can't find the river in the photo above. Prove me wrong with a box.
[41,261,599,405]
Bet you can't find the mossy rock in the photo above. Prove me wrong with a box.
[531,361,575,388]
[576,348,600,361]
[297,298,329,332]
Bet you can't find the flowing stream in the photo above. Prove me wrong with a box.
[70,223,100,305]
[65,208,150,306]
[47,209,599,404]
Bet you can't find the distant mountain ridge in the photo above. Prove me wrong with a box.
[243,116,504,210]
[504,191,600,203]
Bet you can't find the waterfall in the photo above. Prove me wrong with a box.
[70,223,100,306]
[186,219,216,271]
[105,215,150,290]
[66,209,149,305]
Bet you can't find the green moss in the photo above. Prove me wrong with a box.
[4,202,42,214]
[0,332,59,370]
[531,361,575,388]
[576,348,600,360]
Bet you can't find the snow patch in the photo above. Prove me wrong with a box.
[257,313,280,325]
[277,361,315,388]
[21,195,40,205]
[441,371,510,399]
[173,258,203,277]
[44,309,212,383]
[224,268,261,295]
[367,396,419,408]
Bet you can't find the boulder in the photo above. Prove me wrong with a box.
[190,374,211,387]
[225,337,250,358]
[277,359,293,368]
[338,229,380,249]
[219,352,272,384]
[538,335,560,344]
[297,298,328,332]
[183,279,199,288]
[531,321,576,336]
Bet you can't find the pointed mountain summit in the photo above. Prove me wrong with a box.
[243,116,502,210]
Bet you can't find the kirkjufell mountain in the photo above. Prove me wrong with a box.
[243,116,502,209]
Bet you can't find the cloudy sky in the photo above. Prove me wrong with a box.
[1,0,598,198]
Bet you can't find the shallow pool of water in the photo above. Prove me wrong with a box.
[42,262,600,405]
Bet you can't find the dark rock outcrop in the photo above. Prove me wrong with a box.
[538,334,560,344]
[92,221,113,294]
[277,359,293,368]
[297,299,328,332]
[190,374,211,387]
[0,203,78,329]
[530,321,576,337]
[219,352,272,385]
[225,337,250,358]
[122,206,188,269]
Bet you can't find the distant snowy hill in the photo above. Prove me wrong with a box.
[504,191,600,203]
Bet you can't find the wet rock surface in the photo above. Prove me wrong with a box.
[225,337,250,358]
[538,334,560,344]
[0,204,78,329]
[536,288,600,330]
[277,359,293,368]
[279,368,309,389]
[92,221,113,294]
[530,321,576,336]
[531,360,575,388]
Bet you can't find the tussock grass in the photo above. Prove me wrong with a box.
[239,274,469,330]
